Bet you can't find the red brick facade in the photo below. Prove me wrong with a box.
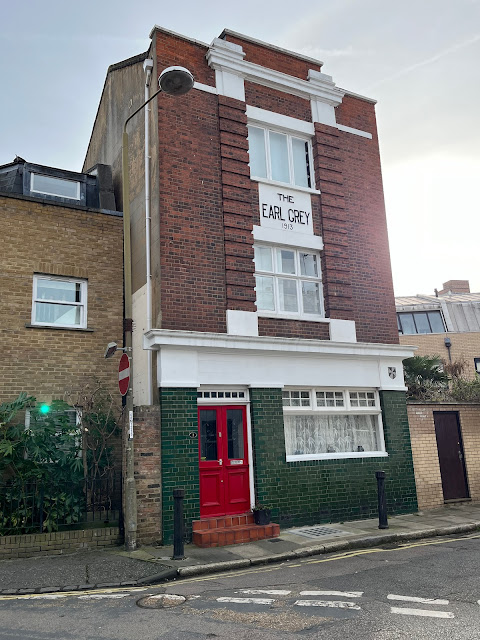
[149,30,398,344]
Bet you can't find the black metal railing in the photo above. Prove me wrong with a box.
[0,474,121,536]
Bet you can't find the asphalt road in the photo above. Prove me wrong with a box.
[0,532,479,639]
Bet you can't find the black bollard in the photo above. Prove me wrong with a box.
[375,471,389,529]
[172,488,185,560]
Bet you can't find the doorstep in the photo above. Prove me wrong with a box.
[192,513,280,548]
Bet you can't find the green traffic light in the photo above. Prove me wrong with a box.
[39,404,50,415]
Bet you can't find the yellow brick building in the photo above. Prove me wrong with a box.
[397,280,480,378]
[0,159,124,406]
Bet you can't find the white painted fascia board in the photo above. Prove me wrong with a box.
[246,106,314,136]
[207,42,344,105]
[144,329,416,360]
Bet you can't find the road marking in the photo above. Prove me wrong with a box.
[238,589,291,595]
[391,606,454,619]
[78,593,131,599]
[0,586,149,601]
[294,599,361,610]
[300,590,363,598]
[216,596,274,605]
[387,594,449,605]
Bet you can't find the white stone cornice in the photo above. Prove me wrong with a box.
[207,38,345,106]
[144,328,414,360]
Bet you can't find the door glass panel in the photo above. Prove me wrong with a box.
[199,410,218,461]
[227,409,244,459]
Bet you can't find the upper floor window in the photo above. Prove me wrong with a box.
[254,245,324,320]
[30,173,81,200]
[397,310,445,335]
[248,126,312,189]
[32,275,87,329]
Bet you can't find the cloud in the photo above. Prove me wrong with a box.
[364,32,480,91]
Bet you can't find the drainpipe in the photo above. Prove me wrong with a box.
[143,58,154,405]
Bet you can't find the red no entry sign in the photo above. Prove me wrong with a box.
[118,353,130,396]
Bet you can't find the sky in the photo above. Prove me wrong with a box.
[1,0,479,297]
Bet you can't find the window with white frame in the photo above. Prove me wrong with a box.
[25,407,82,457]
[282,388,386,461]
[254,245,324,319]
[32,275,87,329]
[30,173,81,200]
[248,125,313,189]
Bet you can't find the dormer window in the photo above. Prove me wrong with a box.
[30,173,80,200]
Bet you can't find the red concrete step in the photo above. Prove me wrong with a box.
[192,522,280,548]
[192,513,254,532]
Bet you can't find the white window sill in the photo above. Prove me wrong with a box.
[258,311,327,323]
[26,323,92,332]
[286,451,389,462]
[251,176,320,195]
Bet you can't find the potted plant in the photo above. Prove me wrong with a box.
[253,503,272,526]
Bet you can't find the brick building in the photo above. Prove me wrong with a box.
[0,158,124,407]
[396,280,480,378]
[84,27,417,545]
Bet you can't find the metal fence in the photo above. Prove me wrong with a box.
[0,474,121,536]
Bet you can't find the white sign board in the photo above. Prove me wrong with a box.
[258,183,313,237]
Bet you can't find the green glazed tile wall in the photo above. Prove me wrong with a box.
[249,388,418,528]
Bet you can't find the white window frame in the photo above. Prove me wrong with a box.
[197,388,249,404]
[31,275,88,329]
[283,387,387,462]
[25,407,82,456]
[254,244,325,321]
[30,173,81,200]
[247,125,314,190]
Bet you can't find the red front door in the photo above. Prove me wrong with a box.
[198,406,250,518]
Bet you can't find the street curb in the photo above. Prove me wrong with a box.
[2,521,479,595]
[171,521,480,582]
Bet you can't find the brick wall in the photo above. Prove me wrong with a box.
[250,388,417,527]
[400,332,480,379]
[223,33,322,79]
[150,31,398,345]
[0,193,123,404]
[336,96,398,344]
[160,388,200,544]
[0,527,121,560]
[407,403,480,510]
[245,82,312,121]
[133,405,162,544]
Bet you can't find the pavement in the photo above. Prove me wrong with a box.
[1,502,480,595]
